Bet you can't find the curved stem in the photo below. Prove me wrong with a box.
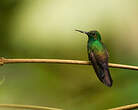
[0,104,62,110]
[109,103,138,110]
[0,57,138,70]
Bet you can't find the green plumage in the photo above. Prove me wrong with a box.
[76,30,113,87]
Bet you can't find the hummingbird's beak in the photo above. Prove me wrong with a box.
[75,29,88,34]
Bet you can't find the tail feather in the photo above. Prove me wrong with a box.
[92,62,113,87]
[102,67,112,87]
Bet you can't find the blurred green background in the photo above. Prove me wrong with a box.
[0,0,138,110]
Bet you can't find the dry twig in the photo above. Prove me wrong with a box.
[0,104,62,110]
[109,103,138,110]
[0,57,138,71]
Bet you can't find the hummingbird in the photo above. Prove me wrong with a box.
[75,30,113,87]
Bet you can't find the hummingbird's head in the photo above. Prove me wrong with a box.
[75,29,101,41]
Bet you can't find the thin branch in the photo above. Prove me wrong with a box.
[109,103,138,110]
[0,57,138,71]
[0,104,62,110]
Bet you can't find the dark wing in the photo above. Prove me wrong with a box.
[88,50,113,87]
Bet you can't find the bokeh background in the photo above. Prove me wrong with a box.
[0,0,138,110]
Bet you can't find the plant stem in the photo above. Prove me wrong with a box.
[0,57,138,71]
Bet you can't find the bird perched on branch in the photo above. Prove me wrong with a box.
[75,30,113,87]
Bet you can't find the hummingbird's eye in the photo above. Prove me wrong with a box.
[92,32,96,36]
